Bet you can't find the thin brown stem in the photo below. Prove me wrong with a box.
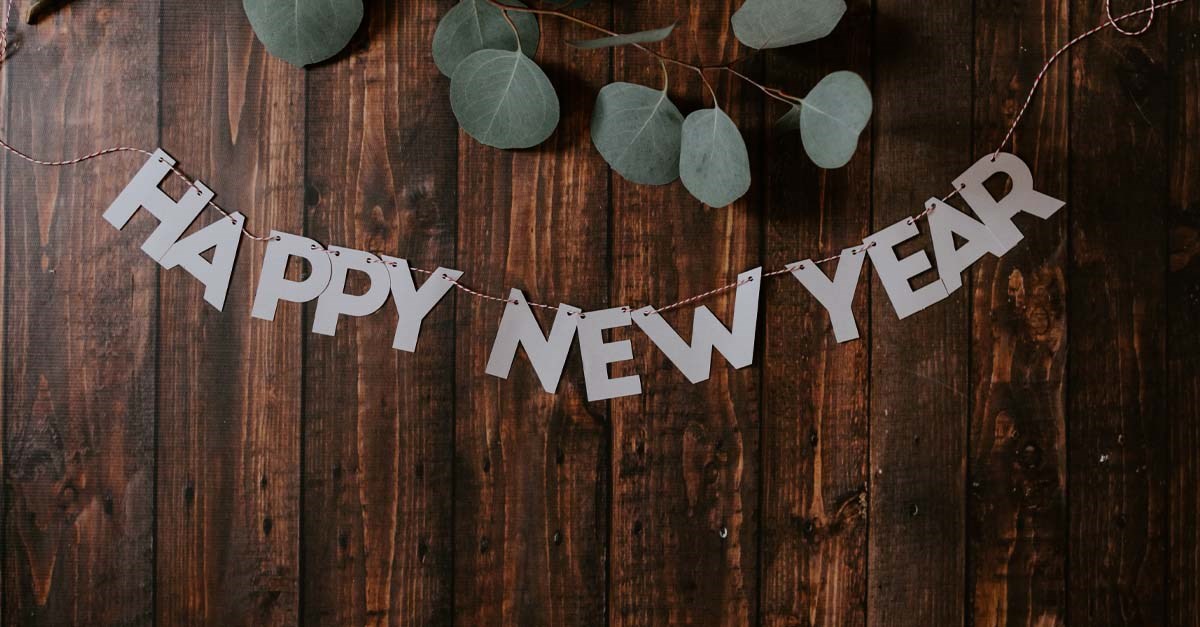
[700,48,760,70]
[720,67,802,106]
[484,0,801,107]
[497,5,522,51]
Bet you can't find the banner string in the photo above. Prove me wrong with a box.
[0,0,1186,316]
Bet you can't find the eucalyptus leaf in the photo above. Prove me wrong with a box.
[679,108,751,207]
[25,0,76,24]
[243,0,364,67]
[450,49,560,149]
[591,82,684,185]
[568,23,677,50]
[433,0,540,77]
[731,0,846,49]
[776,105,802,131]
[797,71,872,168]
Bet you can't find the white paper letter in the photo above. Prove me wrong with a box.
[865,218,949,319]
[312,247,391,336]
[788,249,866,343]
[926,197,1005,293]
[952,152,1065,253]
[160,211,244,311]
[251,231,334,322]
[632,267,761,384]
[383,257,462,352]
[577,307,642,402]
[103,149,214,262]
[485,289,581,394]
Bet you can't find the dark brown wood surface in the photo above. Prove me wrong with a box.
[969,0,1069,624]
[4,3,158,624]
[157,3,304,625]
[1069,0,1170,624]
[868,0,971,623]
[1,0,1198,625]
[759,0,870,624]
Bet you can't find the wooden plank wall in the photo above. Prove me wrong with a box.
[4,2,158,624]
[759,0,871,624]
[610,1,759,625]
[868,0,971,624]
[1,0,1198,625]
[969,0,1069,624]
[1169,0,1200,622]
[157,2,304,625]
[302,1,457,624]
[1068,0,1169,623]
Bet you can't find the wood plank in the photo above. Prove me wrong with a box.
[1067,0,1169,623]
[0,13,7,625]
[0,11,9,622]
[154,2,304,625]
[300,1,458,624]
[1,2,158,624]
[1168,2,1200,622]
[759,3,871,625]
[967,0,1070,624]
[452,4,610,625]
[866,0,972,624]
[608,2,761,625]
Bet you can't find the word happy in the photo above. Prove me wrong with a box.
[105,149,1063,402]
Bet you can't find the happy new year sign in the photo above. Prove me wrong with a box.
[104,148,1063,402]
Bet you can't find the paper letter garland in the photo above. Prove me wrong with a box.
[953,153,1065,253]
[312,247,391,336]
[159,211,244,310]
[384,258,462,352]
[865,217,950,320]
[251,231,334,321]
[927,197,1005,293]
[632,267,762,384]
[104,148,1065,401]
[104,149,214,262]
[578,307,642,402]
[485,290,581,394]
[788,249,866,343]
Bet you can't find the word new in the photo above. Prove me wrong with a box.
[104,149,1062,401]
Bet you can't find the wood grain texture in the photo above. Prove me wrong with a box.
[1169,2,1200,622]
[300,1,459,625]
[1067,0,1169,624]
[867,1,972,625]
[0,14,7,623]
[0,0,1197,625]
[452,4,611,625]
[967,1,1069,625]
[759,2,872,625]
[2,2,159,624]
[155,2,304,625]
[608,2,761,625]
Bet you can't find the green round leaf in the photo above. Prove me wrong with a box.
[243,0,364,67]
[775,105,802,131]
[433,0,540,77]
[591,82,684,185]
[799,71,872,169]
[731,0,846,49]
[679,108,751,208]
[450,49,560,149]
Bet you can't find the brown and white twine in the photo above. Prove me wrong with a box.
[0,0,1186,315]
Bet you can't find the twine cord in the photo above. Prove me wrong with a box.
[0,0,1182,314]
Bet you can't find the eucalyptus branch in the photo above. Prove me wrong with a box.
[440,0,871,207]
[484,0,798,108]
[497,6,523,51]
